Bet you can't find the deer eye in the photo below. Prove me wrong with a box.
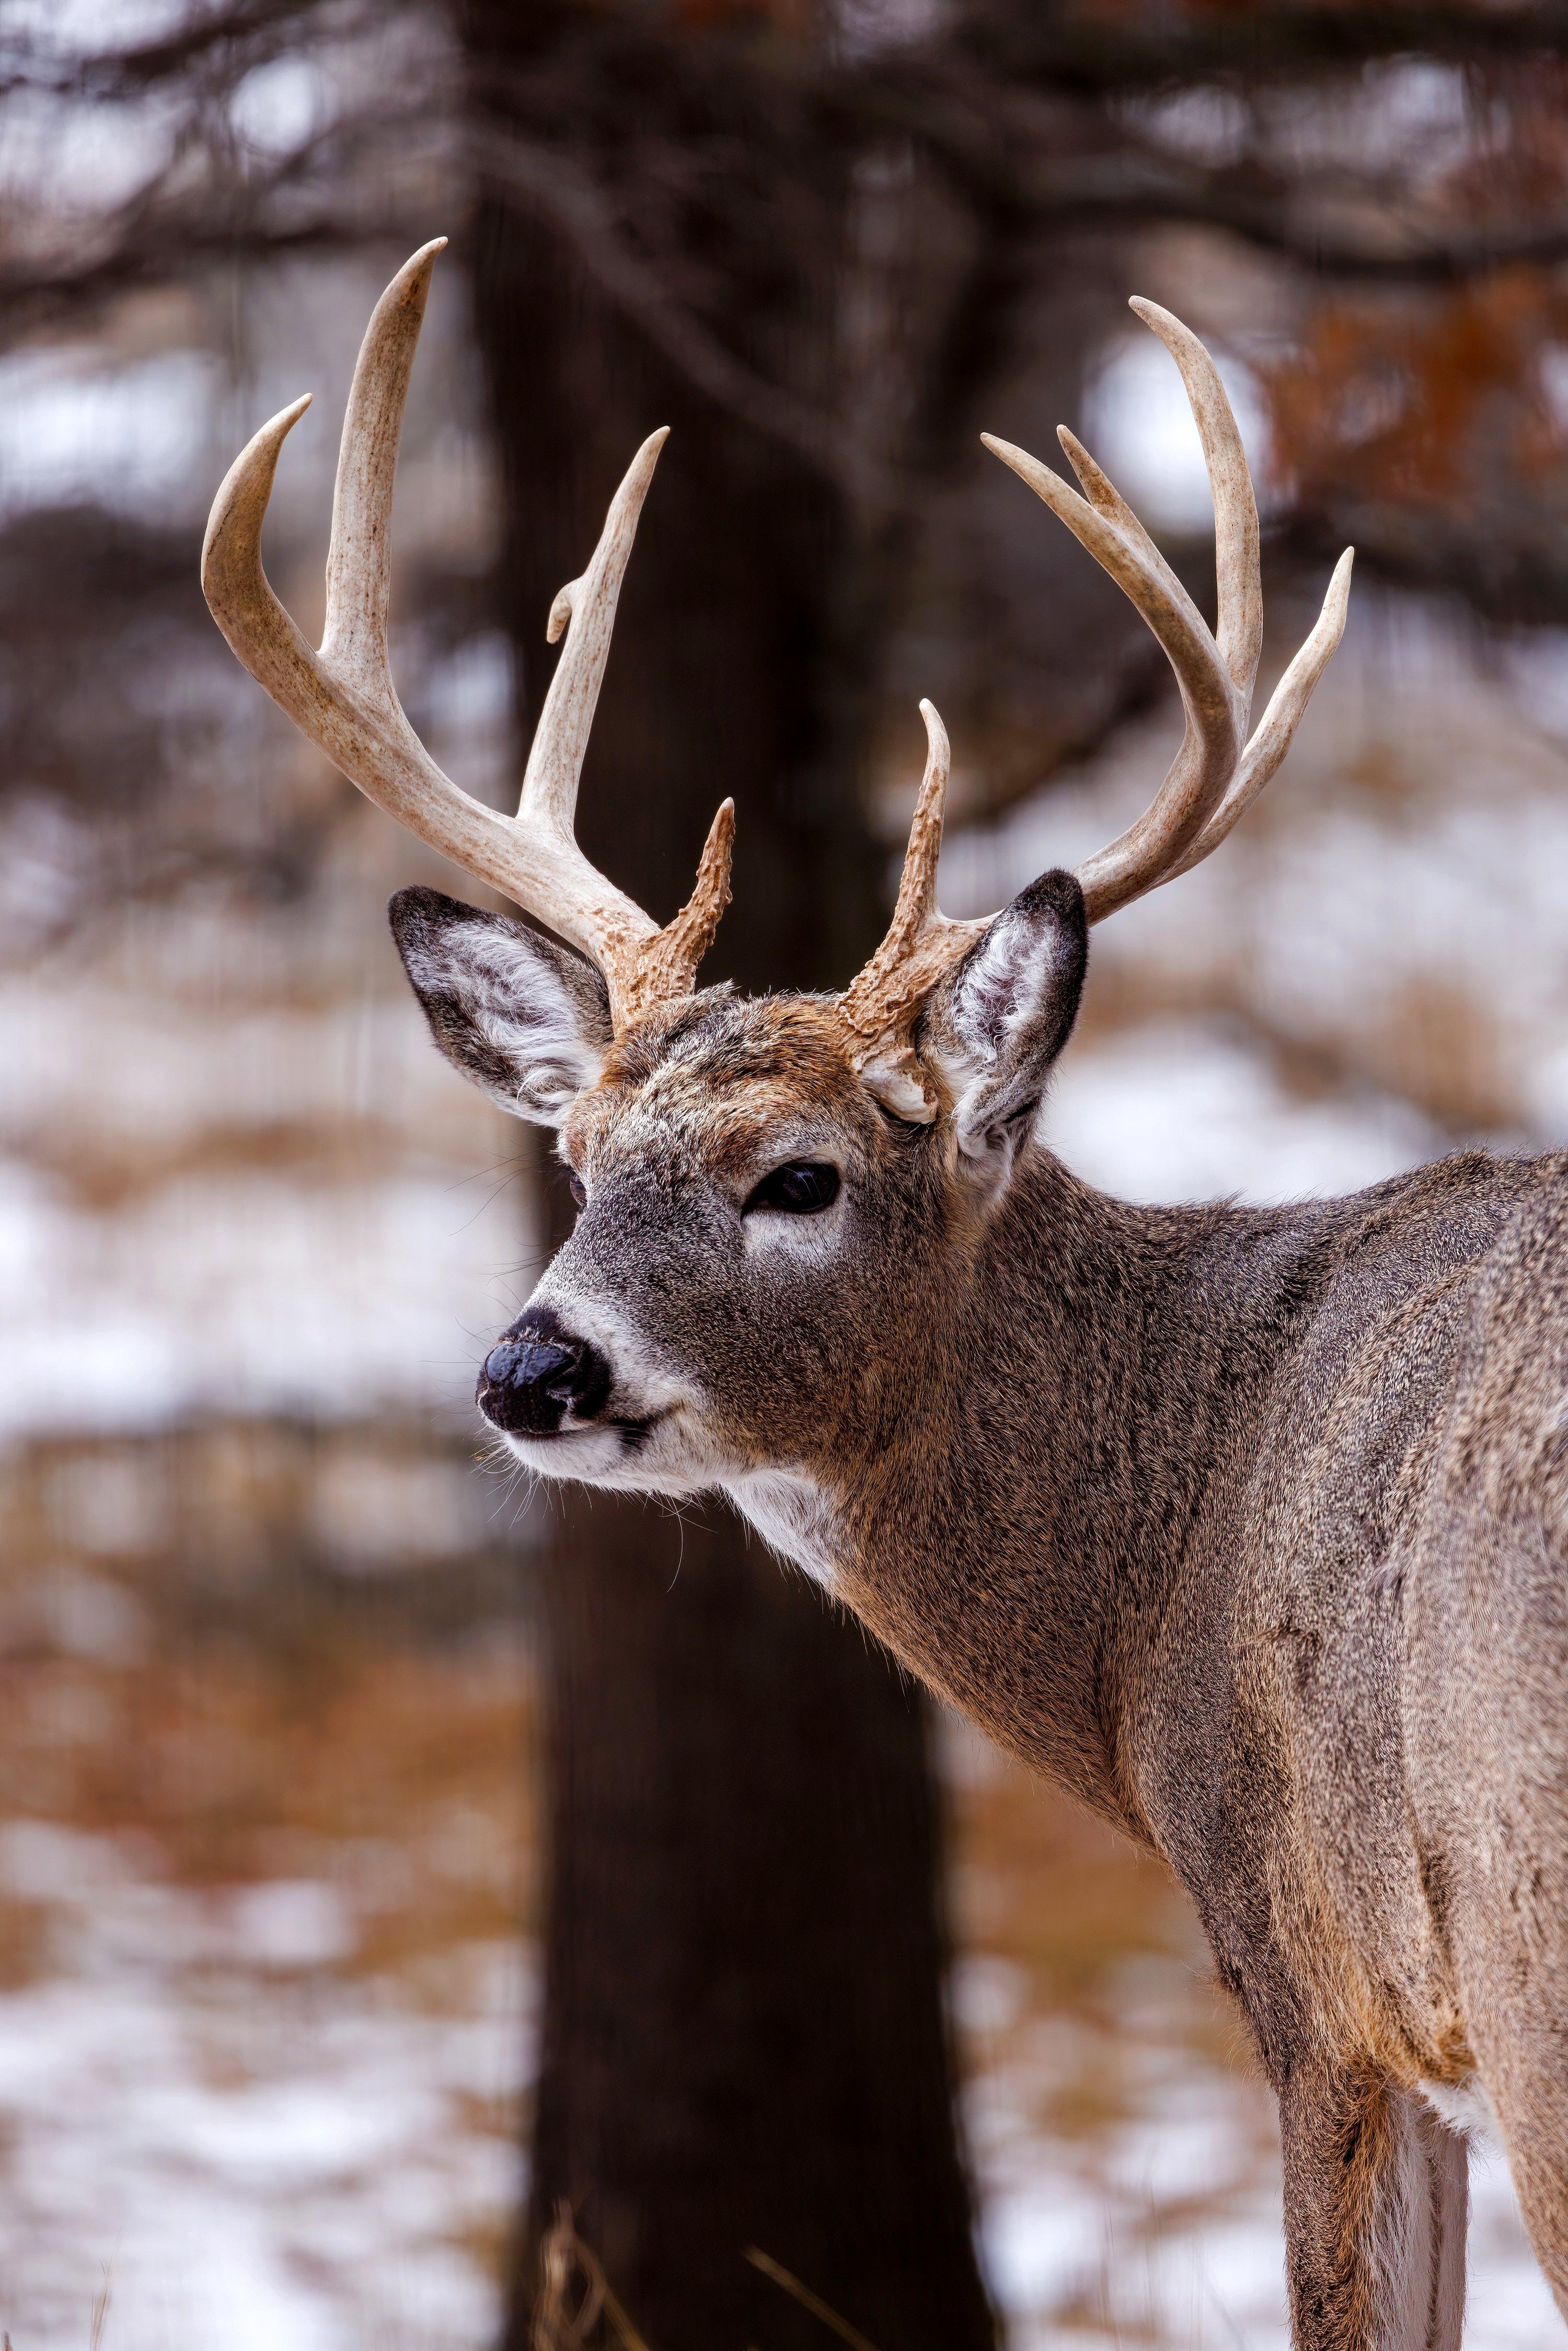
[566,1169,586,1210]
[744,1161,840,1216]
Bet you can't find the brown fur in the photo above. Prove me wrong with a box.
[391,878,1568,2347]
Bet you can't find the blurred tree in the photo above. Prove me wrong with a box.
[465,19,999,2345]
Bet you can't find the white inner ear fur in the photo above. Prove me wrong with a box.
[931,901,1081,1155]
[409,920,607,1121]
[946,900,1058,1060]
[499,989,606,1119]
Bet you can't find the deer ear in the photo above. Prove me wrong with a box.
[925,870,1087,1160]
[389,886,610,1124]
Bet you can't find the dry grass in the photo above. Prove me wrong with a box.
[0,1423,539,2019]
[533,2207,658,2351]
[529,2212,886,2351]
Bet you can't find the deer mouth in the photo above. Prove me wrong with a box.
[610,1409,670,1454]
[517,1405,668,1449]
[498,1403,708,1497]
[499,1402,677,1455]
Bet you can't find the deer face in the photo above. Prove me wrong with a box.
[390,875,1089,1547]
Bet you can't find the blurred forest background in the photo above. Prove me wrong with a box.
[8,2,1568,2347]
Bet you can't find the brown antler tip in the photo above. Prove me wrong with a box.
[674,794,735,962]
[610,795,735,1029]
[695,796,735,908]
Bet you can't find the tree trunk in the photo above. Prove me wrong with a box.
[527,1501,991,2351]
[464,17,995,2350]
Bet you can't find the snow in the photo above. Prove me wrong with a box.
[969,2002,1564,2351]
[0,1825,530,2351]
[0,954,534,1445]
[1047,1019,1439,1206]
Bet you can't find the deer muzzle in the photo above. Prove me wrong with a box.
[477,1310,612,1437]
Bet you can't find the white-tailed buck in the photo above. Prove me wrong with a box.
[205,244,1568,2348]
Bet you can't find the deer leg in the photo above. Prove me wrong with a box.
[1454,1949,1568,2311]
[1277,2061,1467,2351]
[1479,2067,1568,2315]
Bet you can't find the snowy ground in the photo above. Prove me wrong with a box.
[0,1825,528,2351]
[2,1726,1556,2351]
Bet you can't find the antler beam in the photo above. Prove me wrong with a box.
[836,299,1353,1103]
[202,241,732,1033]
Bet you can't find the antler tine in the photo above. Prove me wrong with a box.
[522,429,667,838]
[835,702,978,1120]
[1053,422,1210,656]
[1128,298,1263,706]
[203,251,552,923]
[1160,546,1354,884]
[203,241,733,1032]
[984,302,1350,923]
[981,428,1244,924]
[839,701,964,1050]
[321,241,445,677]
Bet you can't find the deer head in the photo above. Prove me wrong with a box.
[203,244,1352,1543]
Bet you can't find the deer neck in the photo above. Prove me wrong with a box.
[821,1147,1318,1830]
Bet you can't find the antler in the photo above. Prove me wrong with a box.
[836,298,1353,1110]
[202,240,733,1033]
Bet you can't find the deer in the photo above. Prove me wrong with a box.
[203,240,1568,2350]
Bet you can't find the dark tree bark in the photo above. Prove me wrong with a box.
[465,14,995,2351]
[527,1503,991,2351]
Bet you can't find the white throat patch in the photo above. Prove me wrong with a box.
[724,1469,843,1589]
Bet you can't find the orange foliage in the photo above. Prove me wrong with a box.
[1265,270,1568,513]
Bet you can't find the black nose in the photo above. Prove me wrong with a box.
[477,1309,612,1437]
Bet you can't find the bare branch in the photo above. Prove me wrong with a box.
[910,4,1568,99]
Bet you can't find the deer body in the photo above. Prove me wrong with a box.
[202,245,1568,2345]
[538,990,1568,2346]
[816,1137,1538,2065]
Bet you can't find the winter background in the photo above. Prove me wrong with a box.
[4,8,1568,2348]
